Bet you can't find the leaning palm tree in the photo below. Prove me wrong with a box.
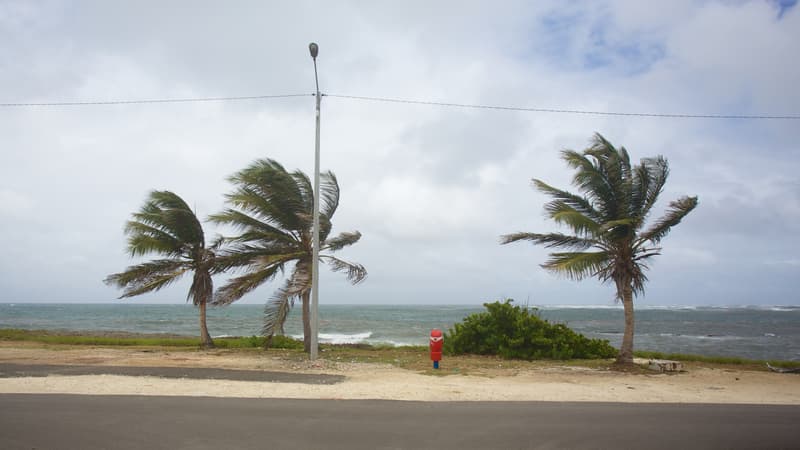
[501,133,698,365]
[210,159,366,353]
[104,191,220,348]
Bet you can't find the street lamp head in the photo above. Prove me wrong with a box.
[309,42,319,59]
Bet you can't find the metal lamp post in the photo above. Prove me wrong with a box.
[309,42,321,360]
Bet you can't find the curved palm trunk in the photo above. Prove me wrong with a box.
[617,282,635,364]
[301,290,311,353]
[199,301,214,349]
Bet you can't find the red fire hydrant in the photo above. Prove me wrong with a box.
[430,329,443,369]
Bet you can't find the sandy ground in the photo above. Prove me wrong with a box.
[1,344,799,404]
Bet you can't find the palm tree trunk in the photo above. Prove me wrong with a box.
[199,301,214,349]
[617,282,635,365]
[301,290,311,353]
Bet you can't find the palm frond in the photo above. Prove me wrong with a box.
[290,170,314,217]
[261,265,311,336]
[633,247,662,262]
[225,159,308,231]
[598,218,636,237]
[634,156,669,222]
[261,293,295,337]
[548,206,601,236]
[561,149,616,220]
[224,186,303,232]
[214,245,304,272]
[629,163,651,223]
[541,251,610,281]
[137,191,204,245]
[208,235,225,252]
[321,255,368,284]
[122,191,206,258]
[324,231,362,252]
[209,209,297,244]
[584,134,633,220]
[500,232,598,250]
[213,264,284,305]
[104,259,189,298]
[319,171,340,219]
[533,179,601,222]
[124,221,182,257]
[637,196,699,245]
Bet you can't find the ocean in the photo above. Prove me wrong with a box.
[1,303,798,362]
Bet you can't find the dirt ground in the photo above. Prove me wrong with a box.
[1,342,799,403]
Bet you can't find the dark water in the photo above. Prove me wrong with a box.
[1,303,798,361]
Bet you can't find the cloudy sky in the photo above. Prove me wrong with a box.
[1,0,798,306]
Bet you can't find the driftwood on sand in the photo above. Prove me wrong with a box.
[767,363,800,374]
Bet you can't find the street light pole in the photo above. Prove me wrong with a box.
[309,42,321,361]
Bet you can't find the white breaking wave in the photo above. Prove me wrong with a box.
[533,304,623,310]
[290,332,373,345]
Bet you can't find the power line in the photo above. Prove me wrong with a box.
[2,91,798,120]
[325,94,800,120]
[0,93,312,107]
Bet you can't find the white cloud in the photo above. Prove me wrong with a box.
[0,189,34,218]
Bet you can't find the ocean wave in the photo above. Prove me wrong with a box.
[290,332,373,345]
[535,305,800,311]
[372,340,424,347]
[638,305,699,311]
[766,306,800,312]
[661,334,741,341]
[534,305,623,310]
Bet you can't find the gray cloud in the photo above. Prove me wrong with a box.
[1,1,798,306]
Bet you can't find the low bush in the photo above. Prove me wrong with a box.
[443,299,617,360]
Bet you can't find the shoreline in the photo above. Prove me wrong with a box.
[4,303,799,362]
[1,342,799,404]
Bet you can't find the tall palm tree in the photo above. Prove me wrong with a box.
[105,191,219,348]
[501,133,698,365]
[210,159,366,352]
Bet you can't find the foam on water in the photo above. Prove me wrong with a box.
[291,332,373,345]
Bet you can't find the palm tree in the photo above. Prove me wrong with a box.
[501,133,698,365]
[104,191,220,348]
[210,159,366,352]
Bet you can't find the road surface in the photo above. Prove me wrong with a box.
[0,363,344,384]
[2,394,798,449]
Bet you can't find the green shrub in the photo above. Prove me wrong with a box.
[443,299,617,360]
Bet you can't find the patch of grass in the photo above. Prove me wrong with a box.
[0,329,303,350]
[635,350,748,365]
[4,328,797,374]
[0,329,200,347]
[216,335,304,350]
[319,343,614,375]
[633,350,800,372]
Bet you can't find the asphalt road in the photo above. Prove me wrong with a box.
[0,363,344,384]
[1,394,798,449]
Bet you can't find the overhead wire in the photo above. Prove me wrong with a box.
[0,93,312,107]
[1,91,798,120]
[323,94,800,120]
